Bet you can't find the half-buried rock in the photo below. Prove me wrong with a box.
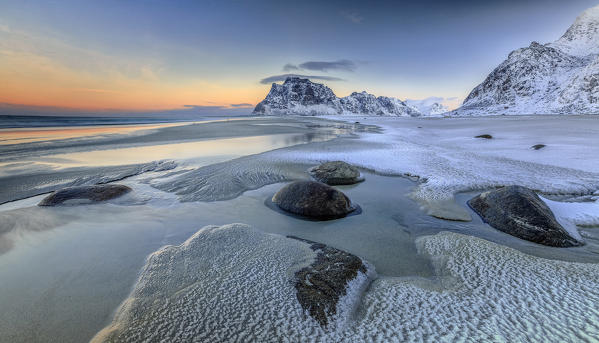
[468,185,582,247]
[288,236,370,327]
[308,161,364,185]
[38,184,132,206]
[272,181,356,220]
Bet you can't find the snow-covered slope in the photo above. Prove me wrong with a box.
[405,99,449,116]
[254,77,420,116]
[455,5,599,115]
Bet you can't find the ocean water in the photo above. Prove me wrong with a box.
[0,114,191,129]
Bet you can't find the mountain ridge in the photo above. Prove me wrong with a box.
[454,5,599,115]
[253,77,427,117]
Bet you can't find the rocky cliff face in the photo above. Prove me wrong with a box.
[455,5,599,115]
[253,77,420,116]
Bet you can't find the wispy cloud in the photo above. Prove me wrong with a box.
[282,63,300,72]
[299,59,356,72]
[340,10,363,24]
[260,74,344,85]
[281,59,357,73]
[229,103,253,108]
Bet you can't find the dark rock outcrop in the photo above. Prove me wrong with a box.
[309,161,364,185]
[38,184,132,206]
[272,181,355,220]
[475,134,493,139]
[468,185,582,247]
[289,236,368,327]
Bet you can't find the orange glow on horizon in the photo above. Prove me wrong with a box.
[0,36,265,111]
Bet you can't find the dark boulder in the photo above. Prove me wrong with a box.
[272,181,356,220]
[39,184,132,206]
[475,134,493,139]
[289,236,369,327]
[468,185,582,247]
[308,161,364,185]
[532,144,546,150]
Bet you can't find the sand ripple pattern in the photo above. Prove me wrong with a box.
[94,225,599,342]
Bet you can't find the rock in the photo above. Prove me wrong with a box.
[272,181,356,220]
[38,184,132,206]
[468,185,582,247]
[532,144,546,150]
[252,77,421,116]
[288,236,369,327]
[475,134,493,139]
[308,161,364,185]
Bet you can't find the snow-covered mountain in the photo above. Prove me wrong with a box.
[253,77,420,116]
[454,5,599,115]
[405,99,449,116]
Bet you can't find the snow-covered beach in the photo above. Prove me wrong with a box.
[1,115,598,342]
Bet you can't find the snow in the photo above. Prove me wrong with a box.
[155,115,599,221]
[93,224,599,342]
[405,98,449,116]
[542,196,599,239]
[91,223,372,342]
[456,5,599,115]
[551,5,599,57]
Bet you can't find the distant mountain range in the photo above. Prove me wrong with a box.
[453,5,599,115]
[254,5,599,117]
[253,77,431,116]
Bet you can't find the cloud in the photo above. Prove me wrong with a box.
[340,10,363,24]
[298,59,356,72]
[229,103,253,108]
[259,74,345,85]
[282,63,299,72]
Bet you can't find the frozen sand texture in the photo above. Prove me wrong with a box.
[153,116,599,222]
[94,226,599,342]
[92,224,372,342]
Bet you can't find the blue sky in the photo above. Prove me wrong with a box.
[0,0,596,113]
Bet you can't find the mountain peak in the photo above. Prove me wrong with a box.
[551,5,599,56]
[456,4,599,115]
[253,78,420,116]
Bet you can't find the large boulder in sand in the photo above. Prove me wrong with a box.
[308,161,364,185]
[288,236,369,327]
[468,185,582,247]
[38,184,132,206]
[272,181,356,220]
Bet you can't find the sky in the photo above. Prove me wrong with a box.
[0,0,597,116]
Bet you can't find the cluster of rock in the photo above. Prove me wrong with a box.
[468,185,582,247]
[253,77,423,117]
[270,161,369,325]
[272,161,363,220]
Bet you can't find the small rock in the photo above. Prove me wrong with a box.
[475,134,493,139]
[308,161,364,185]
[39,184,132,206]
[532,144,546,150]
[289,236,369,327]
[468,185,582,247]
[272,181,356,220]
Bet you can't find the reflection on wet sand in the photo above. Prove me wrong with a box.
[0,122,189,145]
